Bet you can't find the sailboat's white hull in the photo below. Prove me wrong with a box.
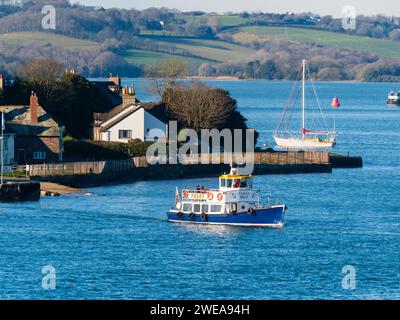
[273,136,335,149]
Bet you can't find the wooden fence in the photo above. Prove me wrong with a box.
[21,151,330,177]
[26,159,134,177]
[254,151,330,165]
[175,151,329,165]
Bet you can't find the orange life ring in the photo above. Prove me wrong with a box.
[208,192,214,201]
[217,193,223,201]
[182,190,188,199]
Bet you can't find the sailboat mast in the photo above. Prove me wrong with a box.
[1,112,4,185]
[302,59,305,140]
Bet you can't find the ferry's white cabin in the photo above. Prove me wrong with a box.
[178,169,261,215]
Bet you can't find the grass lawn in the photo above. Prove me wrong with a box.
[215,15,249,27]
[138,35,256,62]
[120,48,208,67]
[0,32,100,50]
[233,26,400,60]
[183,14,249,28]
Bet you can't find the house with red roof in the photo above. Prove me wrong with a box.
[0,75,62,164]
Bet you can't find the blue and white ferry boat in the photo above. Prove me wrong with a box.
[167,167,287,228]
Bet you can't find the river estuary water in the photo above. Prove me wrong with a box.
[1,80,399,299]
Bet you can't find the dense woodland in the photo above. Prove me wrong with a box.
[198,41,400,82]
[1,1,400,80]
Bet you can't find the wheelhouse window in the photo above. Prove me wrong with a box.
[224,178,253,189]
[233,179,241,188]
[118,130,132,139]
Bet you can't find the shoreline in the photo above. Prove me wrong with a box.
[33,163,333,189]
[2,152,362,200]
[40,182,84,195]
[32,153,362,190]
[129,77,396,84]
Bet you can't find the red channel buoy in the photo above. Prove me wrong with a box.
[331,97,340,108]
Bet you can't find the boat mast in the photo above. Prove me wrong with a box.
[1,112,4,185]
[302,59,305,140]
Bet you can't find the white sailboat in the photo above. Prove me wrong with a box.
[273,59,336,149]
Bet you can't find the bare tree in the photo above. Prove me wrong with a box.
[146,59,188,99]
[17,58,70,109]
[165,81,235,132]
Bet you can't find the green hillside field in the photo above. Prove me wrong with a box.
[137,35,256,62]
[0,32,256,67]
[182,14,249,28]
[215,15,250,27]
[0,32,100,50]
[232,26,400,60]
[120,49,208,67]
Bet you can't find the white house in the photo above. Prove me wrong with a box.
[93,86,168,143]
[1,123,16,166]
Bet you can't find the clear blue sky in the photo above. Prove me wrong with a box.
[73,0,400,16]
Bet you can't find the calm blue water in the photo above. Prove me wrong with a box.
[1,80,400,299]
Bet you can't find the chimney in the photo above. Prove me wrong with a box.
[0,74,4,93]
[122,85,136,104]
[128,85,136,96]
[108,73,121,87]
[30,91,39,124]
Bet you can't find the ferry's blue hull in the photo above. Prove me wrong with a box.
[167,205,286,228]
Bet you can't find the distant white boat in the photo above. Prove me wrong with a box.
[387,91,400,105]
[273,59,337,149]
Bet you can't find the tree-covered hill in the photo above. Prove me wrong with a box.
[1,0,400,81]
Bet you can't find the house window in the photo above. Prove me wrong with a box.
[33,152,46,160]
[118,130,132,139]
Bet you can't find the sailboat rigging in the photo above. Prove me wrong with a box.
[273,59,336,149]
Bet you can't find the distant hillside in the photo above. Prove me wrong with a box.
[228,26,400,60]
[0,32,142,78]
[1,1,400,81]
[0,31,256,73]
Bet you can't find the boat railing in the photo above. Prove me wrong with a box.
[257,192,282,207]
[182,188,254,194]
[182,189,220,194]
